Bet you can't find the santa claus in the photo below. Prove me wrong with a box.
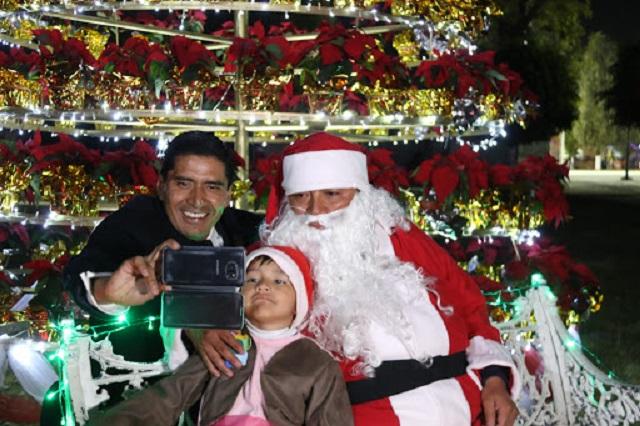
[263,132,521,426]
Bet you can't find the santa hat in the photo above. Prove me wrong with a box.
[245,245,314,330]
[266,132,369,223]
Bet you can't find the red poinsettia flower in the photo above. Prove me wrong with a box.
[468,50,496,67]
[343,90,369,115]
[33,29,65,58]
[472,275,503,292]
[225,37,260,73]
[170,36,213,70]
[415,61,449,88]
[10,47,41,73]
[129,140,158,187]
[456,72,477,97]
[64,37,96,65]
[144,46,170,73]
[28,133,101,167]
[367,148,409,195]
[571,263,598,285]
[413,156,438,185]
[490,164,513,186]
[22,259,62,287]
[251,154,283,200]
[212,20,235,37]
[505,260,530,281]
[315,22,348,44]
[285,40,316,67]
[319,43,344,65]
[344,32,376,60]
[122,36,151,59]
[496,63,524,97]
[279,82,306,112]
[0,50,9,67]
[430,163,460,202]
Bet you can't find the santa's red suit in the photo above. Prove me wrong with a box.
[342,223,519,426]
[266,131,520,426]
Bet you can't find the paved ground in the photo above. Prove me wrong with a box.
[567,170,640,199]
[555,170,640,383]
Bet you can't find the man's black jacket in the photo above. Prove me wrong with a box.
[64,195,262,362]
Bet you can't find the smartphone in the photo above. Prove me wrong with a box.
[161,246,245,288]
[160,246,246,329]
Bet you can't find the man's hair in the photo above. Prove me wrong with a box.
[160,131,237,185]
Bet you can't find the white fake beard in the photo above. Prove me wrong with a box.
[264,187,435,375]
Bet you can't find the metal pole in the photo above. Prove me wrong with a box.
[234,10,250,208]
[623,126,632,181]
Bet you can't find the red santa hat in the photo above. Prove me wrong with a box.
[245,245,314,330]
[266,132,369,223]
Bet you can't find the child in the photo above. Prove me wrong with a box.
[89,246,353,426]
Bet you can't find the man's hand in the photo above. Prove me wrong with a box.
[186,329,245,377]
[481,376,519,426]
[93,239,180,306]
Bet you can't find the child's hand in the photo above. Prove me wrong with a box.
[186,329,245,377]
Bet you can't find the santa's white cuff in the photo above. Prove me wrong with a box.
[80,271,129,316]
[160,326,189,370]
[466,336,521,399]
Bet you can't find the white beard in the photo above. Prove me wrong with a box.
[264,187,435,375]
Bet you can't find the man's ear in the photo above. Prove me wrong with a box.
[156,177,165,201]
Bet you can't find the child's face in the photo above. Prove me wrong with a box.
[242,259,296,330]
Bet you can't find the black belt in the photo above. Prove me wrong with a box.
[347,351,468,405]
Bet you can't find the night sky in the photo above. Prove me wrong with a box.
[589,0,640,45]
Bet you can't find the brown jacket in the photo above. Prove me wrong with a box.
[88,338,353,426]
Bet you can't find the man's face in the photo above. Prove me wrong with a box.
[158,154,229,240]
[287,188,357,217]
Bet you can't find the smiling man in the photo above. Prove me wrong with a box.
[57,132,262,416]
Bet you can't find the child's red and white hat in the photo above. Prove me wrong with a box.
[245,246,314,329]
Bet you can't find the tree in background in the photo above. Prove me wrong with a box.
[481,0,592,143]
[606,42,640,178]
[567,32,618,160]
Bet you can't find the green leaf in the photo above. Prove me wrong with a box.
[318,63,338,83]
[30,175,41,204]
[149,61,169,82]
[265,44,283,60]
[486,69,507,81]
[104,62,115,73]
[181,66,198,84]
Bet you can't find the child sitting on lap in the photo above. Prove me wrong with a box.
[90,246,353,426]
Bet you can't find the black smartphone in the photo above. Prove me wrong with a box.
[160,246,245,288]
[160,246,246,329]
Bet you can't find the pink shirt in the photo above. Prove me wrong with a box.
[212,333,302,426]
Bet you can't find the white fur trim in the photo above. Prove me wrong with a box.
[282,150,369,195]
[160,327,189,370]
[466,336,521,399]
[246,247,309,330]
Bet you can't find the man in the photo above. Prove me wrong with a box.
[64,131,261,373]
[263,132,520,426]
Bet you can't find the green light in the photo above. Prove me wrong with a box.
[531,273,546,287]
[565,338,577,350]
[117,313,128,324]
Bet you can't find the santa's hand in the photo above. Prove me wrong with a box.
[187,329,244,377]
[93,239,179,306]
[481,376,519,426]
